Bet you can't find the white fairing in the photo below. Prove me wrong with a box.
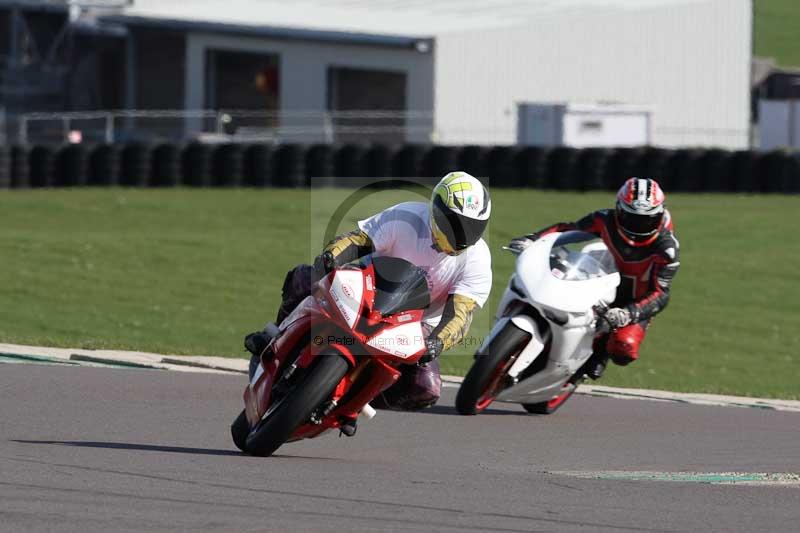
[515,234,618,313]
[485,232,620,405]
[366,321,426,359]
[329,269,364,329]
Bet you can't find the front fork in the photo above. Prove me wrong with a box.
[476,314,548,381]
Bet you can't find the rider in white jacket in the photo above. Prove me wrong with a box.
[247,172,493,413]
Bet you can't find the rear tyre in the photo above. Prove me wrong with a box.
[522,382,577,415]
[231,410,250,452]
[455,323,531,415]
[245,350,349,457]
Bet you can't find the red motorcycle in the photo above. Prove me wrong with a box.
[231,256,431,457]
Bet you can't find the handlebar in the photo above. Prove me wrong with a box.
[501,245,523,256]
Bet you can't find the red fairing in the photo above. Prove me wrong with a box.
[243,258,429,440]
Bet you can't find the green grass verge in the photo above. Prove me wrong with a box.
[1,188,798,399]
[755,0,800,67]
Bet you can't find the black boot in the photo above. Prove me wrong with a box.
[244,323,280,379]
[339,417,357,437]
[582,352,609,380]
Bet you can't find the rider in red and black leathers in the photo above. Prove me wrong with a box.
[510,178,680,378]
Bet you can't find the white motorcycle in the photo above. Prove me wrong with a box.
[455,231,620,415]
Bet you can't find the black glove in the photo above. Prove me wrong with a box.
[418,337,444,365]
[312,250,336,279]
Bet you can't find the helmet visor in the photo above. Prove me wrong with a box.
[617,207,663,238]
[431,216,465,255]
[431,195,487,254]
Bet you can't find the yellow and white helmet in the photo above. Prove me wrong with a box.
[430,171,491,255]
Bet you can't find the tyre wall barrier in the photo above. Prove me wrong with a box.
[392,144,425,178]
[88,144,120,186]
[457,145,488,179]
[182,142,212,187]
[152,143,182,187]
[334,144,367,187]
[485,146,518,187]
[514,147,550,188]
[120,143,152,187]
[212,144,244,187]
[244,144,273,187]
[29,145,56,187]
[10,146,30,188]
[11,142,800,193]
[55,144,88,187]
[273,144,306,187]
[0,146,10,189]
[305,144,333,187]
[423,146,459,179]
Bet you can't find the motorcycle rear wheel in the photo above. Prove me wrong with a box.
[245,350,349,457]
[522,382,577,415]
[455,323,531,415]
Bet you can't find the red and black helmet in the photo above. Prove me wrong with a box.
[615,178,666,246]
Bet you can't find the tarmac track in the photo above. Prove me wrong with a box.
[0,363,798,532]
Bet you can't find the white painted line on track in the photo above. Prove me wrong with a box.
[550,470,800,486]
[439,375,800,413]
[2,342,798,411]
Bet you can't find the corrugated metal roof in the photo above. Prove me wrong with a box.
[118,0,717,39]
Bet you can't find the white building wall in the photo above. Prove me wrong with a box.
[433,0,752,149]
[184,33,434,143]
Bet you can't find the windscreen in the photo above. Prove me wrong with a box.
[368,256,431,316]
[549,232,617,281]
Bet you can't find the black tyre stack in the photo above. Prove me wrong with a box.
[392,145,425,178]
[334,144,367,187]
[120,143,152,187]
[485,146,518,188]
[514,147,550,188]
[243,144,273,187]
[29,145,56,188]
[88,144,120,186]
[0,146,10,189]
[212,143,245,187]
[10,146,31,188]
[55,144,89,187]
[305,144,334,187]
[152,143,182,187]
[273,144,306,187]
[423,146,459,179]
[5,142,799,193]
[183,143,212,187]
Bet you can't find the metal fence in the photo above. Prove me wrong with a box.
[16,109,436,146]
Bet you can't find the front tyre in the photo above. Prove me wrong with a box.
[455,323,531,415]
[245,350,349,457]
[231,410,250,452]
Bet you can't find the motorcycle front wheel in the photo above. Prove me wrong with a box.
[231,410,250,452]
[245,349,350,457]
[455,323,531,415]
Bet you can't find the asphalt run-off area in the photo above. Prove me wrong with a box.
[1,361,798,532]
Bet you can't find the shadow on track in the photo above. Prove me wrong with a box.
[408,404,530,416]
[13,439,242,456]
[11,440,337,460]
